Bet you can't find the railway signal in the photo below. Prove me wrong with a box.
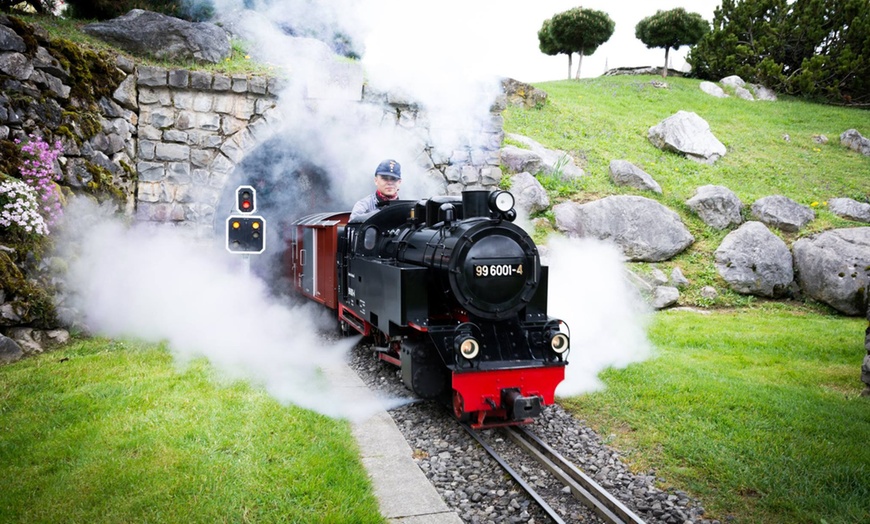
[226,215,266,254]
[236,185,256,213]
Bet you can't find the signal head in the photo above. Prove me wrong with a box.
[236,185,256,213]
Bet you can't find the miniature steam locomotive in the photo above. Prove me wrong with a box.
[286,189,569,427]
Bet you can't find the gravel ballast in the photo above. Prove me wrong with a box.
[348,342,719,524]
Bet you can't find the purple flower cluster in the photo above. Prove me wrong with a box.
[15,134,64,228]
[0,179,49,236]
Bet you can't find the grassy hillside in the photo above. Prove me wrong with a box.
[508,77,870,524]
[505,76,870,307]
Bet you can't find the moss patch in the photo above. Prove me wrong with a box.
[47,38,124,103]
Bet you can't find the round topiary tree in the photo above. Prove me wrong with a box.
[546,7,615,80]
[538,17,575,80]
[635,8,709,78]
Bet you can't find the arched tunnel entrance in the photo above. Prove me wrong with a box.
[214,134,340,295]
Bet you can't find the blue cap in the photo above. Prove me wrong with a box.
[375,159,401,179]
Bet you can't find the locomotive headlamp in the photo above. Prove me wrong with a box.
[456,336,480,360]
[488,190,515,213]
[550,333,569,354]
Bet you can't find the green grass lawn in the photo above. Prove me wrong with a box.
[561,308,869,524]
[0,338,384,524]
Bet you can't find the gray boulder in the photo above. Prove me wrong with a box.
[829,197,870,223]
[509,172,550,214]
[652,286,680,309]
[720,75,746,88]
[648,111,727,164]
[501,78,548,109]
[734,86,755,101]
[793,227,870,316]
[83,9,230,64]
[608,160,662,194]
[500,145,546,177]
[0,334,23,364]
[503,133,584,179]
[714,221,793,297]
[748,83,777,101]
[553,195,694,262]
[841,129,870,156]
[686,185,744,230]
[750,195,814,232]
[699,81,728,98]
[0,24,26,53]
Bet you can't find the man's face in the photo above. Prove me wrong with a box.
[375,174,401,197]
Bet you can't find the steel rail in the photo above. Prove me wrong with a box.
[506,426,647,524]
[459,422,567,524]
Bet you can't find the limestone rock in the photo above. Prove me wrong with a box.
[652,286,680,309]
[793,227,870,316]
[720,75,746,88]
[699,81,727,98]
[714,221,793,298]
[0,333,22,364]
[840,129,870,156]
[509,172,550,214]
[648,111,726,164]
[501,78,548,109]
[608,160,662,194]
[83,9,231,64]
[553,195,694,262]
[750,195,814,232]
[828,197,870,223]
[503,133,584,179]
[686,185,743,230]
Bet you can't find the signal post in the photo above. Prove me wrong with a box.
[226,185,266,274]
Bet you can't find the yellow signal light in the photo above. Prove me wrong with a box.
[252,221,260,229]
[232,221,240,229]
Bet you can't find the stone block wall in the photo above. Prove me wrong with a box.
[132,65,282,236]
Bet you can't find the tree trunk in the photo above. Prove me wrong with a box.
[567,53,573,81]
[662,47,670,78]
[575,49,584,80]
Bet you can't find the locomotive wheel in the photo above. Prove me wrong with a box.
[452,391,472,423]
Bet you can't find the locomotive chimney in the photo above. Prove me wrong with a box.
[462,190,491,219]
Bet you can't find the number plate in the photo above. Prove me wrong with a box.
[473,264,524,278]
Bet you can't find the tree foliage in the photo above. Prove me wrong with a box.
[635,8,709,78]
[538,7,615,80]
[688,0,870,105]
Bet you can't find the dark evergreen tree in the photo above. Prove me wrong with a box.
[635,8,709,78]
[688,0,869,104]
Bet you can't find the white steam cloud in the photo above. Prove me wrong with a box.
[546,237,654,396]
[55,199,407,420]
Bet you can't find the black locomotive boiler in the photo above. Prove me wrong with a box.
[287,189,570,427]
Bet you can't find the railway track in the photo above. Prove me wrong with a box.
[461,422,647,524]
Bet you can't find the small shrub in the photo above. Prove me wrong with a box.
[0,177,49,237]
[15,134,64,228]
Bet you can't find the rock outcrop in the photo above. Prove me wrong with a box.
[750,195,814,232]
[793,227,870,316]
[608,160,661,194]
[554,195,694,262]
[714,221,793,297]
[648,111,726,164]
[83,9,231,64]
[686,185,744,230]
